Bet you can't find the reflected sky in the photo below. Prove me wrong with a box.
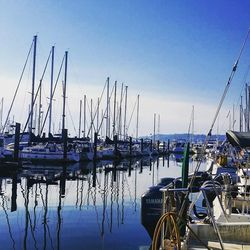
[0,156,206,250]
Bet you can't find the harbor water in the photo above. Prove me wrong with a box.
[0,155,204,250]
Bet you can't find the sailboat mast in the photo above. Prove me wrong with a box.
[62,51,68,131]
[245,84,248,131]
[118,83,124,139]
[97,98,100,133]
[157,114,160,141]
[34,104,37,135]
[233,104,235,130]
[91,98,93,142]
[136,94,139,140]
[240,95,243,132]
[83,95,86,138]
[248,85,250,132]
[78,99,82,138]
[123,86,128,140]
[191,105,194,142]
[112,81,117,137]
[153,113,156,143]
[29,35,37,136]
[113,81,117,137]
[101,109,104,138]
[38,80,42,135]
[0,98,3,131]
[49,46,54,135]
[106,77,110,138]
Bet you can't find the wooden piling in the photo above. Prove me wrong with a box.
[62,129,68,161]
[14,122,20,162]
[11,174,17,212]
[129,137,132,156]
[140,138,143,153]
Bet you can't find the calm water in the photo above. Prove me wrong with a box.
[0,156,203,250]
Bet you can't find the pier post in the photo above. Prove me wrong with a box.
[14,122,20,162]
[167,139,170,167]
[180,142,190,236]
[93,160,97,187]
[11,174,17,212]
[182,142,190,188]
[157,140,160,154]
[113,160,117,182]
[60,165,67,198]
[128,158,132,176]
[94,132,98,160]
[140,138,143,153]
[114,134,118,158]
[140,160,143,173]
[62,128,68,161]
[129,136,132,157]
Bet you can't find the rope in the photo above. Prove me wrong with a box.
[2,39,33,133]
[40,54,65,134]
[152,211,211,250]
[127,97,137,131]
[152,212,181,250]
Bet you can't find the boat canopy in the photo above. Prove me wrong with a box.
[226,130,250,147]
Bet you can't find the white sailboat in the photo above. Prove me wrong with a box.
[19,142,80,163]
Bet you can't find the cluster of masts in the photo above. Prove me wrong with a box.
[0,35,146,143]
[0,36,167,164]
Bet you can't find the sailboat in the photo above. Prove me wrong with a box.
[141,29,250,250]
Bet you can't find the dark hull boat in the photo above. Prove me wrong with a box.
[141,177,178,238]
[141,172,211,238]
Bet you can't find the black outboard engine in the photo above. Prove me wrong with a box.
[141,177,181,238]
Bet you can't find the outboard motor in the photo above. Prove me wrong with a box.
[141,177,181,238]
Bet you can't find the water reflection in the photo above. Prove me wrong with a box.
[0,155,186,250]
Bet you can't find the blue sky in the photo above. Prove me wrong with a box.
[0,0,250,136]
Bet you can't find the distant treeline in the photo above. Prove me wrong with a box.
[142,133,226,142]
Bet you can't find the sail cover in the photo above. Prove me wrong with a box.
[226,130,250,147]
